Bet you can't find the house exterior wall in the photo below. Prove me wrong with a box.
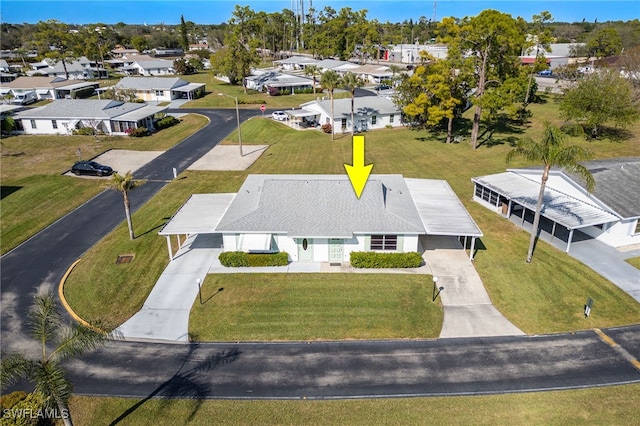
[19,118,111,135]
[133,89,175,102]
[581,220,640,247]
[309,107,402,133]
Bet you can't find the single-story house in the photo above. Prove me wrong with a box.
[471,158,640,251]
[13,99,168,136]
[0,76,99,100]
[158,174,483,262]
[111,48,140,58]
[290,97,402,132]
[315,59,359,73]
[385,44,448,63]
[122,60,175,76]
[350,64,394,83]
[112,76,205,102]
[245,70,314,94]
[29,57,107,80]
[273,55,319,71]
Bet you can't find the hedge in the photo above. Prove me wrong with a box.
[219,251,289,267]
[350,251,423,268]
[155,115,179,130]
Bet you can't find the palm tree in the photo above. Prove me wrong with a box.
[320,70,340,141]
[1,292,109,426]
[340,72,365,136]
[304,65,320,97]
[506,122,595,263]
[106,171,146,240]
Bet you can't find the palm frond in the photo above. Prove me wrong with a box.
[49,324,108,363]
[1,353,35,389]
[33,361,72,408]
[27,293,63,357]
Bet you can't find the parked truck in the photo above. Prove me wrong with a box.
[12,91,37,105]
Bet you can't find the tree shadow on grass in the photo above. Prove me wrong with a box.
[108,345,241,425]
[476,116,526,149]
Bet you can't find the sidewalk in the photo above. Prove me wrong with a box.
[422,235,525,338]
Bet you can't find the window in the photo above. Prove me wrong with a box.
[389,114,394,123]
[155,90,164,96]
[341,118,347,129]
[475,185,483,198]
[51,120,58,129]
[371,235,398,251]
[372,115,377,125]
[30,120,36,129]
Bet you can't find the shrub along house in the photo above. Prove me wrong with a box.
[13,99,168,136]
[159,174,483,263]
[472,158,640,252]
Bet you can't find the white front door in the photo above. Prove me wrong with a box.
[329,239,343,263]
[298,238,314,262]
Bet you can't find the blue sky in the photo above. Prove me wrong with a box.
[1,1,638,25]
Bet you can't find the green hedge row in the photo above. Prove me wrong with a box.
[219,251,289,267]
[350,251,423,268]
[155,115,179,130]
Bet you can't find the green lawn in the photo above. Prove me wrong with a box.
[179,73,349,109]
[189,274,442,341]
[0,114,209,254]
[626,257,640,269]
[65,95,640,336]
[68,384,640,425]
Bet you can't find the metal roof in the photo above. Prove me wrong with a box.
[158,194,236,235]
[114,105,168,121]
[14,99,150,120]
[472,172,620,229]
[215,174,425,238]
[302,97,400,119]
[116,77,190,90]
[405,178,483,237]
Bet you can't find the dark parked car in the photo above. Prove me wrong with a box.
[375,84,391,91]
[71,161,114,177]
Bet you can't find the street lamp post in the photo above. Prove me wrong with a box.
[196,278,202,305]
[218,93,243,156]
[432,276,444,302]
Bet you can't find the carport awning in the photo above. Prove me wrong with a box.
[405,178,483,237]
[285,108,317,118]
[159,193,236,235]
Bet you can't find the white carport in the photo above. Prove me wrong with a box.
[405,178,483,260]
[158,193,236,260]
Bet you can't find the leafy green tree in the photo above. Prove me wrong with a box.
[438,10,528,149]
[587,27,623,58]
[524,11,554,107]
[130,35,150,53]
[1,292,109,426]
[80,24,118,77]
[105,171,146,240]
[560,70,639,138]
[340,72,365,136]
[179,15,190,51]
[320,70,340,140]
[173,58,194,75]
[32,20,79,79]
[304,65,320,96]
[506,122,595,263]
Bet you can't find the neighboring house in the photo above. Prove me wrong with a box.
[350,64,393,83]
[0,60,9,72]
[112,76,205,102]
[520,43,586,70]
[159,174,483,262]
[0,76,99,100]
[245,70,313,94]
[289,97,402,133]
[273,55,319,71]
[13,99,168,135]
[315,59,358,73]
[29,57,107,80]
[152,48,184,57]
[472,158,640,251]
[385,43,449,63]
[122,60,175,76]
[111,48,140,57]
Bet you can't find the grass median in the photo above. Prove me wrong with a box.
[0,114,209,254]
[69,383,640,425]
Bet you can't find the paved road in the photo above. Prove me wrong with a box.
[68,326,640,399]
[2,107,640,400]
[0,109,258,352]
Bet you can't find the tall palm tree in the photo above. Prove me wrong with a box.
[106,171,146,240]
[1,293,109,426]
[304,65,320,97]
[340,72,365,136]
[320,70,340,141]
[506,122,595,263]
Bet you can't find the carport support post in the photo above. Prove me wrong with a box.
[165,236,173,261]
[470,237,476,261]
[566,229,574,253]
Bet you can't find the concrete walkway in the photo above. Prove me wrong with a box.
[422,235,525,339]
[116,234,220,342]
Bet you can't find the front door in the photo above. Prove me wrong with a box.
[298,238,314,262]
[329,239,343,263]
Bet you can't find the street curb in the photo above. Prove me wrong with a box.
[58,258,105,333]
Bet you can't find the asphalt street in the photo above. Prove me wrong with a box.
[1,107,639,400]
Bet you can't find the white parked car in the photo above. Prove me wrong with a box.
[271,111,288,121]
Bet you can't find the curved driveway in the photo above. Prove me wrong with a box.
[2,108,640,399]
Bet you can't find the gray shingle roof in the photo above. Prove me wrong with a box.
[14,99,150,120]
[115,76,188,90]
[304,97,400,118]
[215,174,425,237]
